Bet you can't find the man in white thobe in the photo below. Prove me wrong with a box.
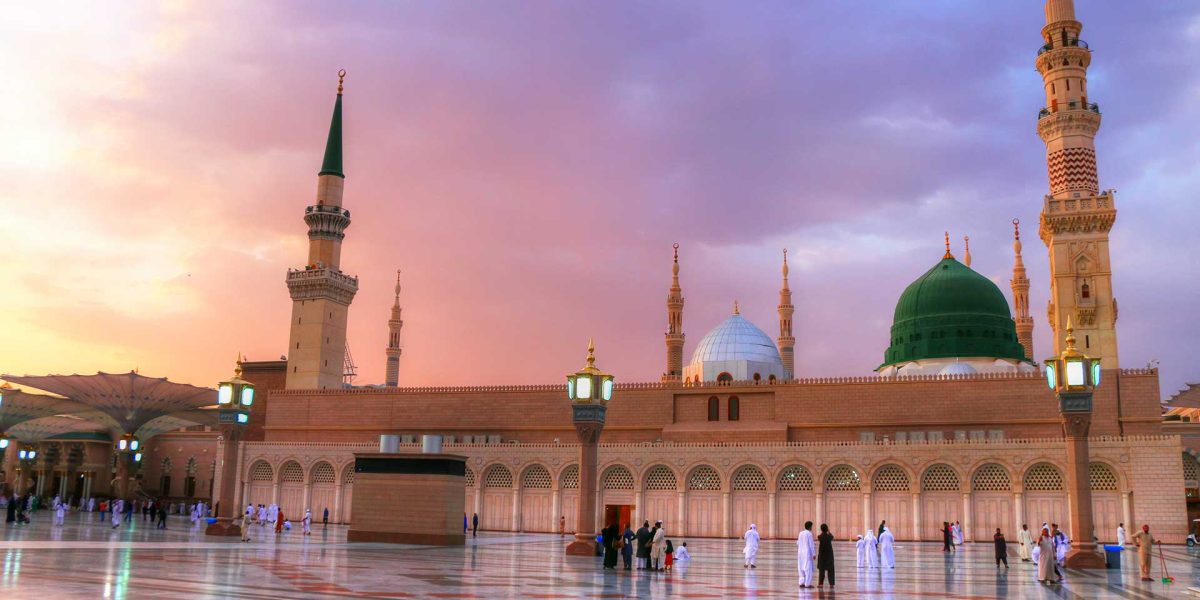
[797,521,815,588]
[111,499,123,528]
[865,530,879,568]
[53,496,65,526]
[87,497,95,512]
[743,524,760,568]
[1116,523,1127,547]
[879,526,896,568]
[855,535,866,568]
[1017,524,1033,561]
[302,509,312,535]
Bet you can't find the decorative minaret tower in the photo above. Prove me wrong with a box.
[384,270,403,387]
[777,249,795,381]
[1036,0,1119,367]
[1011,219,1035,360]
[285,70,360,389]
[662,243,685,384]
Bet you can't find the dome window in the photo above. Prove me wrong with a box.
[717,373,733,385]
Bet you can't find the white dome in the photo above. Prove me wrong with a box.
[938,362,978,376]
[690,314,783,366]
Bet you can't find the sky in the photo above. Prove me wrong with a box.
[1,1,1197,398]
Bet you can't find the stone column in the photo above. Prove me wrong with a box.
[814,490,824,526]
[511,486,520,532]
[911,493,921,542]
[768,492,777,540]
[114,452,130,499]
[1061,401,1104,568]
[722,492,731,538]
[1014,489,1025,531]
[677,492,687,537]
[205,425,243,536]
[565,413,603,556]
[2,444,16,495]
[634,491,643,527]
[961,493,972,542]
[862,488,872,536]
[1121,491,1132,538]
[552,490,561,532]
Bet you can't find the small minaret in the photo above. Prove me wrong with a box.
[384,270,403,387]
[285,70,360,389]
[1011,219,1035,360]
[777,249,795,381]
[662,244,685,383]
[963,236,972,268]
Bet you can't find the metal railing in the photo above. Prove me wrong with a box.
[1037,38,1088,56]
[1038,101,1100,120]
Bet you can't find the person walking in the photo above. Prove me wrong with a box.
[797,521,816,588]
[1131,524,1156,582]
[53,496,65,527]
[560,515,566,537]
[1017,524,1033,561]
[157,503,168,529]
[650,521,666,571]
[1116,522,1127,547]
[111,499,123,529]
[601,523,619,570]
[1036,527,1058,583]
[940,521,954,553]
[303,509,312,536]
[240,511,251,542]
[994,528,1009,568]
[742,524,760,568]
[323,507,329,527]
[621,524,634,570]
[816,524,835,589]
[879,526,896,568]
[471,513,479,537]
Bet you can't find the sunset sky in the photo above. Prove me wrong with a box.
[2,1,1197,397]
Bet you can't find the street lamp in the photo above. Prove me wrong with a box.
[17,446,36,461]
[116,433,142,461]
[207,356,256,536]
[1044,316,1106,568]
[565,339,614,557]
[0,433,9,450]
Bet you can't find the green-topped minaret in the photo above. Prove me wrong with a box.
[285,69,359,390]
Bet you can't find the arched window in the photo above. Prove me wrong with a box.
[752,373,761,383]
[717,373,733,386]
[521,465,552,489]
[687,466,722,491]
[1024,463,1064,492]
[707,396,719,422]
[872,465,910,492]
[464,467,476,488]
[1081,282,1091,299]
[280,462,304,483]
[249,461,273,482]
[768,375,777,384]
[777,465,814,491]
[483,465,514,488]
[1184,453,1200,483]
[921,464,960,492]
[1088,463,1117,491]
[644,466,677,491]
[601,465,634,490]
[561,465,579,490]
[728,396,740,421]
[311,462,335,484]
[972,464,1011,491]
[731,466,766,491]
[824,465,861,491]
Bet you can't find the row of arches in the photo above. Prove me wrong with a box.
[244,460,355,523]
[465,460,1126,542]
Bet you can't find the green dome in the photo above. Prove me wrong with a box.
[880,257,1026,369]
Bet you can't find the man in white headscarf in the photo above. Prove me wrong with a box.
[855,535,866,568]
[879,526,896,568]
[797,521,816,588]
[53,496,65,526]
[864,529,879,568]
[743,524,761,568]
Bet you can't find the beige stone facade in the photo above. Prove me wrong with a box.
[230,435,1185,543]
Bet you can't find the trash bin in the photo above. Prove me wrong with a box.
[1104,545,1123,569]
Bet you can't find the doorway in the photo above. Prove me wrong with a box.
[605,504,633,531]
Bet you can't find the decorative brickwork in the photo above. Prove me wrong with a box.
[601,465,634,490]
[521,465,552,489]
[1024,462,1064,491]
[464,466,475,488]
[688,466,721,491]
[561,464,579,489]
[483,465,513,488]
[1088,462,1117,491]
[1047,147,1099,196]
[873,464,911,492]
[280,462,304,482]
[250,461,273,481]
[971,463,1011,491]
[644,465,677,491]
[1183,453,1198,482]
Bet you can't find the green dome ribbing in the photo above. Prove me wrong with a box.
[879,257,1026,369]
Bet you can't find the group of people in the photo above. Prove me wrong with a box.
[599,520,690,572]
[853,523,896,569]
[239,503,312,542]
[4,492,207,530]
[939,520,965,552]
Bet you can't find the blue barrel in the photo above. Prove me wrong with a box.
[1103,545,1122,569]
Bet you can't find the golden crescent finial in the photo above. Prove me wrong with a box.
[586,338,596,368]
[943,231,953,259]
[1013,218,1021,240]
[673,242,679,261]
[337,69,346,95]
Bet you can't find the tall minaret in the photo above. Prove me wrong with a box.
[285,70,360,389]
[384,270,403,387]
[1035,0,1119,367]
[1010,219,1034,360]
[662,244,685,383]
[777,249,795,381]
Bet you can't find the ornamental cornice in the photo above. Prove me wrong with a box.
[1035,46,1091,74]
[286,268,359,304]
[1038,210,1116,242]
[1037,111,1100,141]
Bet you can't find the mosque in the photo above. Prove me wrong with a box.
[1,0,1193,543]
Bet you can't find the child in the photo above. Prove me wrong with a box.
[673,542,691,561]
[283,519,292,531]
[664,540,674,571]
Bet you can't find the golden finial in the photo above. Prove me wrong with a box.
[943,231,953,259]
[733,299,740,315]
[671,243,679,277]
[394,269,402,301]
[1064,316,1076,351]
[1012,218,1023,256]
[586,338,596,369]
[337,69,346,96]
[234,353,244,377]
[963,236,972,268]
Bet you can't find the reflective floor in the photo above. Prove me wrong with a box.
[0,512,1195,598]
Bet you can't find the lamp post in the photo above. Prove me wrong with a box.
[113,433,143,499]
[564,339,614,556]
[16,444,37,496]
[1044,317,1106,569]
[206,358,255,536]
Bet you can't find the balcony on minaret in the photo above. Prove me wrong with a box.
[286,267,359,305]
[1037,37,1087,56]
[304,204,351,240]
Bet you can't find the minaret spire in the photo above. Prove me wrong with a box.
[285,70,359,389]
[1036,1,1119,367]
[777,248,795,381]
[385,269,404,387]
[1010,219,1034,360]
[963,236,972,268]
[662,244,685,384]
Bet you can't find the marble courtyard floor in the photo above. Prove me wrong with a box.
[0,513,1195,599]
